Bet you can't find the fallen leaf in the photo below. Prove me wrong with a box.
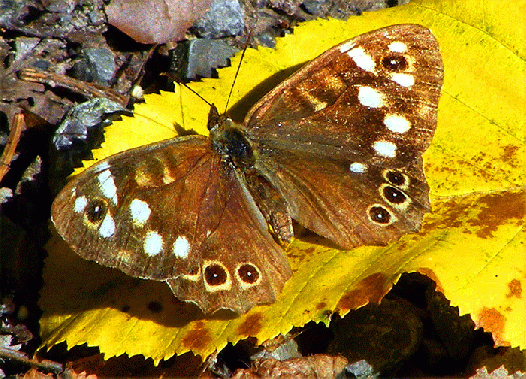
[106,0,214,44]
[41,0,526,362]
[230,355,349,379]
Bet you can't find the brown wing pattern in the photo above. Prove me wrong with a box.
[52,25,442,313]
[244,25,443,248]
[52,136,290,313]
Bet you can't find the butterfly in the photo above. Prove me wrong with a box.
[51,24,444,314]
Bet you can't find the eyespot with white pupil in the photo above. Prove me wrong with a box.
[383,186,407,204]
[381,55,408,71]
[368,205,392,225]
[85,199,108,223]
[237,263,260,284]
[385,170,407,187]
[204,264,228,286]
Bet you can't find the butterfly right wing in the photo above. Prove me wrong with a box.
[51,136,290,313]
[243,25,443,249]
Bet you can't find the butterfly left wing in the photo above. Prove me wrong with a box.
[243,24,443,249]
[51,136,291,313]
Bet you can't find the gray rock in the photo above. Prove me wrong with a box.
[73,47,116,86]
[53,98,125,149]
[192,0,245,38]
[171,39,239,79]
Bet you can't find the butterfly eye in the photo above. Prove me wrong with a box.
[384,170,407,187]
[237,263,261,288]
[381,55,408,71]
[368,205,393,225]
[85,199,108,223]
[382,186,407,204]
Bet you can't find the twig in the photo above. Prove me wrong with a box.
[18,68,128,107]
[0,347,63,375]
[0,113,24,183]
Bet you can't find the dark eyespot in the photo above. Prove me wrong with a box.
[238,264,260,284]
[381,55,408,71]
[85,199,107,222]
[385,170,406,186]
[383,186,407,204]
[204,264,228,286]
[369,206,391,225]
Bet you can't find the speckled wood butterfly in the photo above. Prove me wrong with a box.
[51,24,443,314]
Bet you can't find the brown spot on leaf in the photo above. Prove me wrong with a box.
[182,324,211,351]
[421,199,466,232]
[506,279,522,299]
[237,313,263,336]
[303,247,316,255]
[336,273,387,311]
[422,190,525,238]
[501,144,520,163]
[194,321,205,329]
[472,191,525,238]
[477,307,509,346]
[316,301,327,310]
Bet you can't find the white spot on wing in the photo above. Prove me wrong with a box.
[384,114,411,133]
[339,41,355,53]
[391,73,414,87]
[358,86,384,108]
[144,231,163,256]
[129,199,151,227]
[173,236,190,259]
[94,161,111,173]
[97,170,118,204]
[388,41,407,53]
[349,162,367,173]
[74,196,88,213]
[373,141,397,158]
[99,213,115,237]
[347,47,375,72]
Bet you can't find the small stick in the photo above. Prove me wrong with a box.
[18,68,128,107]
[0,113,24,183]
[0,346,63,375]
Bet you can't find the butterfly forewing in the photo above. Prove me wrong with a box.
[244,24,443,248]
[51,136,291,313]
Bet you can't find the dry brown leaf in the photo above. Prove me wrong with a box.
[106,0,213,44]
[230,355,349,379]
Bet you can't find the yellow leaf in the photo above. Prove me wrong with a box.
[42,0,526,362]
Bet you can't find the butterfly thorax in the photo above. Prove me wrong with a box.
[208,106,255,169]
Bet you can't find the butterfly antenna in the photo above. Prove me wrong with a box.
[179,82,213,109]
[224,28,253,113]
